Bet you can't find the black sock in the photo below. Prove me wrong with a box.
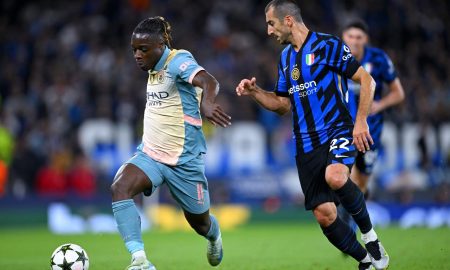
[335,179,372,234]
[337,204,352,225]
[321,217,367,261]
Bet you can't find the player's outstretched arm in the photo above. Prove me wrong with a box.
[193,70,231,128]
[351,66,375,153]
[236,77,290,115]
[370,78,405,115]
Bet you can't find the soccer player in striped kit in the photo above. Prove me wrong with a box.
[343,19,405,198]
[236,1,389,269]
[111,17,230,270]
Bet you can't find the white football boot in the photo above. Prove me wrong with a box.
[126,257,156,270]
[365,240,389,270]
[207,233,223,266]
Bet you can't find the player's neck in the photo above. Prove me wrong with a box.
[291,23,309,52]
[354,51,364,61]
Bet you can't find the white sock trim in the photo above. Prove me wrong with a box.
[132,250,147,261]
[361,228,378,244]
[361,254,371,263]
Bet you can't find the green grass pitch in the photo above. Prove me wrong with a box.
[1,222,449,269]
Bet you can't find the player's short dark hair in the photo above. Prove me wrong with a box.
[342,19,369,34]
[265,0,303,23]
[133,16,173,48]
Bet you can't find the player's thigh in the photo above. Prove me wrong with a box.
[165,155,210,215]
[326,129,358,187]
[296,145,339,211]
[111,163,152,200]
[112,151,165,200]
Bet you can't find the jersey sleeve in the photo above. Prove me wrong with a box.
[380,51,397,83]
[168,50,205,84]
[323,38,360,78]
[274,56,289,97]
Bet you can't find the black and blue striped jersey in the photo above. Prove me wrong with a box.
[275,31,361,154]
[347,47,397,149]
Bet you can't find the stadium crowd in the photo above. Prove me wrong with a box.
[0,0,449,199]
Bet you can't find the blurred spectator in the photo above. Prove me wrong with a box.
[35,150,71,197]
[66,153,96,197]
[0,123,14,196]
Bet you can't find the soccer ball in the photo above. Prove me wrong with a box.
[50,243,89,270]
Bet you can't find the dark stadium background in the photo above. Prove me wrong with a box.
[0,0,449,231]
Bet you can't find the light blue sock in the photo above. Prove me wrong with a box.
[112,199,144,254]
[205,215,220,241]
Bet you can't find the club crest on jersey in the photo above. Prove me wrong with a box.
[363,63,373,74]
[305,53,315,66]
[148,70,165,85]
[157,70,165,83]
[291,67,300,80]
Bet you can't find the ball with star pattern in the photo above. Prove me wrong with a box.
[50,243,89,270]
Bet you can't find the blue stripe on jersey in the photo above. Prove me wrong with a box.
[275,32,360,154]
[347,46,397,149]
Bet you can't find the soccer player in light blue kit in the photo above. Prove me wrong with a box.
[111,17,230,270]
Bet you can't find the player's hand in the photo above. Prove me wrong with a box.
[201,101,231,128]
[236,77,257,96]
[352,119,374,153]
[370,101,383,115]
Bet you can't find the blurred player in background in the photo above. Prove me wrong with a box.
[236,1,389,269]
[342,19,405,197]
[111,16,230,270]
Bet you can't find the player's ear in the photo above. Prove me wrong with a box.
[284,15,294,27]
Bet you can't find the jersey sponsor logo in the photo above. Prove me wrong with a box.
[305,53,315,65]
[291,67,300,80]
[146,91,169,107]
[288,80,318,97]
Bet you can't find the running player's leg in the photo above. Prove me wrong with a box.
[164,155,223,266]
[184,210,223,266]
[295,146,370,268]
[313,202,372,269]
[111,152,163,270]
[340,152,372,231]
[351,163,370,193]
[326,136,389,270]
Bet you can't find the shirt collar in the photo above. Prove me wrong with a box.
[150,46,170,73]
